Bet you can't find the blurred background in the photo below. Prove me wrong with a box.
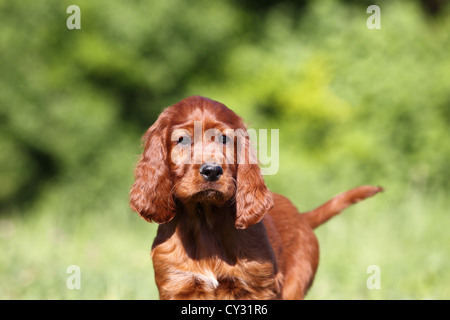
[0,0,449,299]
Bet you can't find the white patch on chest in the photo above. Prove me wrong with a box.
[169,268,219,289]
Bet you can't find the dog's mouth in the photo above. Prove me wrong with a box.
[192,189,225,202]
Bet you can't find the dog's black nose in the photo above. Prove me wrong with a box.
[199,163,223,182]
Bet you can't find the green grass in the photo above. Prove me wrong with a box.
[0,202,159,299]
[307,188,450,299]
[1,184,448,299]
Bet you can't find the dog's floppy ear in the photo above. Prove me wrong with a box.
[234,129,273,229]
[129,111,175,224]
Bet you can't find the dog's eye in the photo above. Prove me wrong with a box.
[178,135,191,146]
[221,135,230,145]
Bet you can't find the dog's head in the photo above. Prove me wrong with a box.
[129,96,273,229]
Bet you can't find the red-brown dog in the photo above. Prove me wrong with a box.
[129,96,382,299]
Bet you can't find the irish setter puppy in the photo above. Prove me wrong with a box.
[129,95,382,300]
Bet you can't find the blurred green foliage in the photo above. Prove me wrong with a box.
[0,0,449,299]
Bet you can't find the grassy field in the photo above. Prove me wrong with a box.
[308,188,450,299]
[1,180,448,300]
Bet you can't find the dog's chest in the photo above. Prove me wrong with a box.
[152,222,281,299]
[161,261,279,300]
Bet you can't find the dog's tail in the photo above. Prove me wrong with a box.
[302,185,383,229]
